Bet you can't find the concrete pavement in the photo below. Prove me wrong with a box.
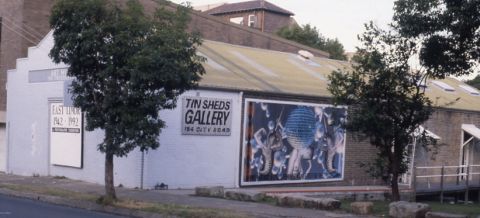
[0,173,366,218]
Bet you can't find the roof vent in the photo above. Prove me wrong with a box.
[432,81,455,92]
[298,50,314,60]
[459,84,480,95]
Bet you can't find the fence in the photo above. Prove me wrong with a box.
[413,164,480,203]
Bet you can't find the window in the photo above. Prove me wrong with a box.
[248,15,257,28]
[229,17,244,25]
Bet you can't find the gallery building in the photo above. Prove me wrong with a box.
[1,0,480,195]
[5,29,480,190]
[0,0,327,175]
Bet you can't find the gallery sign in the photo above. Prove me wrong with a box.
[29,68,73,83]
[50,103,83,168]
[181,96,232,136]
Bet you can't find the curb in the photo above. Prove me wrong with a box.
[0,188,167,218]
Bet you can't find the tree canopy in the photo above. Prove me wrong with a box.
[394,0,480,78]
[49,0,205,200]
[328,23,433,201]
[276,24,347,60]
[466,74,480,90]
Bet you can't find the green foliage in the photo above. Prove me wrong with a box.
[276,24,347,60]
[328,22,433,200]
[466,74,480,90]
[49,0,205,156]
[394,0,480,78]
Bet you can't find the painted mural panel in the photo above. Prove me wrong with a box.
[241,99,347,185]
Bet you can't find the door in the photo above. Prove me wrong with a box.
[0,123,6,172]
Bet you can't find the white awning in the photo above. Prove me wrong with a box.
[413,125,441,140]
[462,124,480,139]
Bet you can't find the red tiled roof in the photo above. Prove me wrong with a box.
[205,0,294,16]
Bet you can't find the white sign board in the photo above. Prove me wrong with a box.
[181,96,232,136]
[50,103,83,168]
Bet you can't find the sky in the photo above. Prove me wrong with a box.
[170,0,396,52]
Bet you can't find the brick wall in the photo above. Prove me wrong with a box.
[206,10,293,34]
[137,0,330,57]
[0,0,53,111]
[0,0,24,112]
[208,11,264,31]
[263,12,293,33]
[416,108,480,186]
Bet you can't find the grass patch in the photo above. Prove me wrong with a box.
[260,195,277,206]
[340,200,480,217]
[340,200,389,216]
[0,183,248,218]
[53,176,67,179]
[114,199,248,218]
[426,201,480,217]
[0,183,96,201]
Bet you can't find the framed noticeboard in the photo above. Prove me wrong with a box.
[49,102,83,168]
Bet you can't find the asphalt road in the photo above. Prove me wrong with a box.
[0,194,123,218]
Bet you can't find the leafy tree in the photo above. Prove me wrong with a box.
[466,74,480,90]
[394,0,480,78]
[328,23,433,201]
[49,0,205,201]
[277,24,347,60]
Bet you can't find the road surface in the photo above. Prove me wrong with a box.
[0,194,123,218]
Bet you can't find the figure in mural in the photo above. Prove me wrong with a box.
[244,99,347,184]
[284,107,315,179]
[254,119,284,175]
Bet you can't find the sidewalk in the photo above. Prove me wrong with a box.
[0,173,364,218]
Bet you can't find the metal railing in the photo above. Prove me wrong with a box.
[412,164,480,204]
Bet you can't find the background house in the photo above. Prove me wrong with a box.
[203,0,297,33]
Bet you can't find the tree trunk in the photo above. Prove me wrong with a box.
[391,170,400,201]
[105,152,117,200]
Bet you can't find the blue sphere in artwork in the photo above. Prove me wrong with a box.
[284,107,316,149]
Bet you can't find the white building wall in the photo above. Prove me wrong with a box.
[7,31,243,189]
[6,32,142,188]
[0,124,6,172]
[144,90,242,189]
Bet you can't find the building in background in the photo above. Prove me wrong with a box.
[0,0,55,172]
[203,0,296,33]
[194,2,227,12]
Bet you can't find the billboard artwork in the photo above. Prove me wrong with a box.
[242,99,347,185]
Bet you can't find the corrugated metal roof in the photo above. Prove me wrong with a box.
[198,40,480,112]
[205,0,294,16]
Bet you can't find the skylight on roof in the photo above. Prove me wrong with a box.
[432,81,455,92]
[230,51,278,77]
[459,84,480,95]
[288,58,325,80]
[198,52,229,72]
